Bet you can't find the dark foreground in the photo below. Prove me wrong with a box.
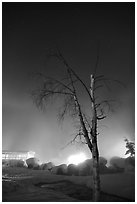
[2,167,134,202]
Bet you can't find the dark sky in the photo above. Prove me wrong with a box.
[2,3,135,164]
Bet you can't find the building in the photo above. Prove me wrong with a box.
[2,150,35,161]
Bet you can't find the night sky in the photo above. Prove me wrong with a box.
[2,3,135,164]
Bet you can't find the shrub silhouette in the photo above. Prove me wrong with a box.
[26,157,40,169]
[67,164,78,176]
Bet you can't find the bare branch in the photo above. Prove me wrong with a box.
[94,85,104,92]
[95,100,115,110]
[60,130,84,150]
[82,113,92,129]
[95,77,126,88]
[42,90,73,96]
[55,48,94,103]
[58,95,77,122]
[34,72,74,93]
[97,116,106,120]
[97,107,106,120]
[94,75,104,81]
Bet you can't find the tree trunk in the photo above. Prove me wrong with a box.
[91,129,100,201]
[90,108,100,201]
[90,75,101,201]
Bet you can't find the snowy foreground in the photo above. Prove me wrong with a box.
[2,167,135,202]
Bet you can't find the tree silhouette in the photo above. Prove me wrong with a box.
[125,138,135,157]
[32,48,120,201]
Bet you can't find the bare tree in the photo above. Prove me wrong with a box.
[32,49,120,201]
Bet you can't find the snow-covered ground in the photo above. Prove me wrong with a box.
[2,167,135,202]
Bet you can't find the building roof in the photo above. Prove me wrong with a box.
[2,150,30,154]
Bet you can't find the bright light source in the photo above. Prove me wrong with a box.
[67,152,87,165]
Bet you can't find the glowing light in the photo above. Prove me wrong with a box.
[67,152,87,165]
